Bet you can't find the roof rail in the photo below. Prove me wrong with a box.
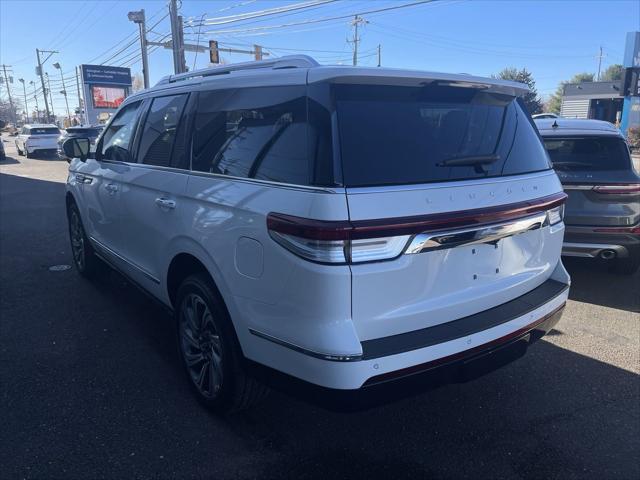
[155,55,319,86]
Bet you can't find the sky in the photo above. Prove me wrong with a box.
[0,0,638,116]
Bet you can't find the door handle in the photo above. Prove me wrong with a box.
[104,183,118,193]
[155,197,176,210]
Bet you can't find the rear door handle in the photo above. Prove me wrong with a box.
[155,197,176,210]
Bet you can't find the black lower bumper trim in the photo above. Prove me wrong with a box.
[361,278,568,360]
[247,304,566,412]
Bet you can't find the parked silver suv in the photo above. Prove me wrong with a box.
[536,119,640,275]
[64,56,570,413]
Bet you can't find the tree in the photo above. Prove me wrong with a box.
[547,72,595,114]
[0,96,22,124]
[600,64,624,82]
[493,67,543,114]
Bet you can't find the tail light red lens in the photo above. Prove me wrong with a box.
[267,192,567,264]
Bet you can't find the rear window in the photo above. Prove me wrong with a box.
[30,127,60,135]
[66,127,101,136]
[335,84,550,187]
[542,136,630,171]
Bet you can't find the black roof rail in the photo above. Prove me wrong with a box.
[155,55,319,86]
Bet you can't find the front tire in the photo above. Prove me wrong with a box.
[176,274,268,413]
[67,202,101,278]
[15,143,23,156]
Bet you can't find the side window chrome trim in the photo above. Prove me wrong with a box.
[95,159,342,193]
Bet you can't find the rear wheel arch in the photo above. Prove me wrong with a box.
[167,253,228,313]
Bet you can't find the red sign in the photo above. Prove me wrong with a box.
[92,86,126,109]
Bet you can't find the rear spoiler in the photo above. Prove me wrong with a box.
[308,67,529,97]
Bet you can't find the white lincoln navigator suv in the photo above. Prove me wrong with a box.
[64,56,570,413]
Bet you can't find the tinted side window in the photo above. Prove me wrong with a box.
[192,87,309,184]
[100,101,142,162]
[138,94,189,168]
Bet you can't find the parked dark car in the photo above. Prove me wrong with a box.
[0,137,6,161]
[57,126,103,159]
[536,118,640,275]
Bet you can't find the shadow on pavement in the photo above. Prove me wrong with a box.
[1,172,638,480]
[563,257,640,313]
[0,154,20,165]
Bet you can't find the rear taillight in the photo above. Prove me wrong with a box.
[546,205,564,225]
[592,184,640,194]
[267,192,567,265]
[267,215,410,264]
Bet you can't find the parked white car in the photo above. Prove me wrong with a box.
[63,56,570,413]
[15,124,61,157]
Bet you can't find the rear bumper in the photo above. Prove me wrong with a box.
[249,302,565,410]
[246,276,570,391]
[562,226,640,259]
[26,147,58,154]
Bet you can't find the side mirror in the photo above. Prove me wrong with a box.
[62,137,90,162]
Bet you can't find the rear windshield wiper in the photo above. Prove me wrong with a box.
[437,154,500,173]
[437,154,500,167]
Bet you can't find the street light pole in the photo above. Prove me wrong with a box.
[53,62,71,123]
[18,78,29,123]
[128,9,150,89]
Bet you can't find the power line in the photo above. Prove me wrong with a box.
[188,0,337,27]
[192,0,438,37]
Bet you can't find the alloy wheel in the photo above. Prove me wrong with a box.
[179,293,224,399]
[69,210,85,271]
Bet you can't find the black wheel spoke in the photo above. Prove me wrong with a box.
[180,292,224,399]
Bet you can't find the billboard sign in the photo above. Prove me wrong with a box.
[81,65,132,86]
[79,64,132,125]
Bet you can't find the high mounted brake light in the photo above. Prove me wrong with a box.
[267,192,567,264]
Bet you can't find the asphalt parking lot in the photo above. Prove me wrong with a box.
[1,134,638,480]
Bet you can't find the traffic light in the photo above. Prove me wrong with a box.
[209,41,219,64]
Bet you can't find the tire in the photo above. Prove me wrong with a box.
[24,149,31,158]
[15,143,23,156]
[176,273,269,413]
[609,255,640,275]
[67,202,101,278]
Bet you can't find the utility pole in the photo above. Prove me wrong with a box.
[36,48,57,122]
[45,72,56,121]
[377,44,381,67]
[18,78,29,123]
[1,64,16,123]
[349,15,368,66]
[254,45,263,61]
[596,46,604,81]
[169,0,187,74]
[29,81,39,122]
[128,9,150,88]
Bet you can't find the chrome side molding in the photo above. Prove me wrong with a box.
[405,211,548,254]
